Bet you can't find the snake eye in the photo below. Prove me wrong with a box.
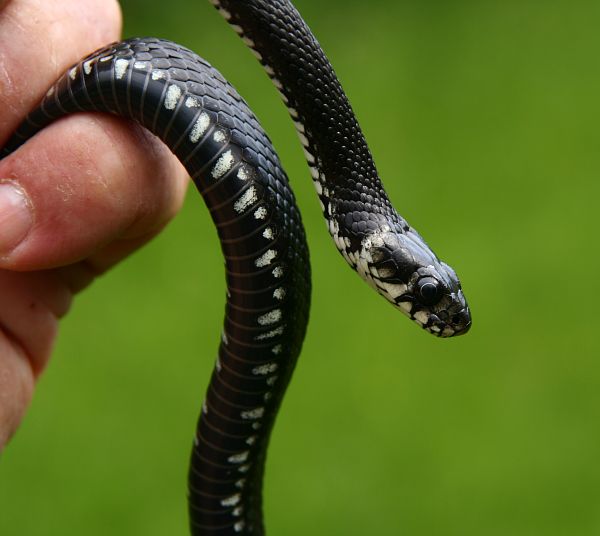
[417,277,442,306]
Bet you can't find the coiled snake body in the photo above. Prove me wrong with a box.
[1,0,471,533]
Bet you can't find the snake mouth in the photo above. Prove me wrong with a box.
[421,306,471,337]
[453,306,472,335]
[442,307,472,337]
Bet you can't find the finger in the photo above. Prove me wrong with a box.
[0,329,35,449]
[0,269,66,370]
[0,113,189,270]
[0,267,69,449]
[0,0,122,142]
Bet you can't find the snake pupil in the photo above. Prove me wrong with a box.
[418,278,441,305]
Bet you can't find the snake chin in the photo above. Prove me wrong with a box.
[414,294,472,338]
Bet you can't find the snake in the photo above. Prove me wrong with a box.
[1,0,471,534]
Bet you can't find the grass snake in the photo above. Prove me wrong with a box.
[1,0,472,533]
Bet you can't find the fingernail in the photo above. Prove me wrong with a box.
[0,181,33,254]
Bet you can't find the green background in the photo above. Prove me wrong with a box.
[2,0,600,534]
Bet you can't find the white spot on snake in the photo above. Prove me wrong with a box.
[266,376,278,386]
[221,494,241,507]
[222,332,229,345]
[272,77,283,90]
[233,506,244,517]
[255,326,284,340]
[115,59,129,80]
[277,87,289,104]
[238,464,251,474]
[185,96,200,108]
[303,147,316,164]
[294,120,306,134]
[134,61,148,70]
[151,70,166,81]
[288,107,299,119]
[165,85,182,110]
[255,249,277,268]
[83,60,94,75]
[216,357,222,372]
[231,24,244,34]
[234,186,258,214]
[212,150,234,179]
[202,401,208,414]
[234,521,245,533]
[193,435,199,447]
[68,67,77,80]
[414,311,428,325]
[237,166,250,181]
[272,266,284,279]
[246,435,257,446]
[329,218,340,237]
[399,301,413,314]
[228,451,249,464]
[264,392,273,401]
[273,287,285,300]
[272,344,282,355]
[258,309,282,326]
[243,36,256,48]
[241,407,265,420]
[213,130,226,143]
[263,227,274,240]
[252,422,262,430]
[235,479,246,489]
[442,326,454,337]
[190,112,210,143]
[252,363,278,376]
[250,48,263,61]
[264,64,275,76]
[254,206,268,220]
[218,7,232,21]
[297,131,309,148]
[381,282,408,300]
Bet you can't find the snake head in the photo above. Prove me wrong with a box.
[356,225,471,337]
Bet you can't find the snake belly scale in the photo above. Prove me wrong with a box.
[0,0,471,534]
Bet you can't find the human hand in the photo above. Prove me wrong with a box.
[0,0,189,448]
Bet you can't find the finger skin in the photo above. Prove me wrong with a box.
[0,0,122,143]
[0,114,189,270]
[0,267,70,450]
[0,328,35,449]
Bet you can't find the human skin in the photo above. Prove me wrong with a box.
[0,0,189,448]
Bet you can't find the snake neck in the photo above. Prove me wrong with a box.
[213,0,409,259]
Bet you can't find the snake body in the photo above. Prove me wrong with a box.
[1,0,471,534]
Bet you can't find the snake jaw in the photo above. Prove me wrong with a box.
[353,226,471,337]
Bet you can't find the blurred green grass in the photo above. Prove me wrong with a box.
[2,0,600,534]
